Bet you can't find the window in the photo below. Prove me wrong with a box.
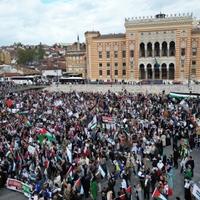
[107,63,110,68]
[123,62,126,68]
[192,48,197,56]
[114,70,118,76]
[192,60,196,65]
[122,69,126,76]
[122,50,126,58]
[130,50,134,58]
[114,51,118,58]
[106,51,110,59]
[131,64,134,69]
[192,68,196,75]
[181,60,184,68]
[99,63,102,68]
[107,70,110,76]
[99,70,102,76]
[98,51,102,59]
[114,62,118,68]
[181,48,185,56]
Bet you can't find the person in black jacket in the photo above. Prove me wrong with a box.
[0,166,6,188]
[173,147,179,169]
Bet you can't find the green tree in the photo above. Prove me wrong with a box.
[17,47,36,65]
[16,43,45,65]
[17,48,27,65]
[36,43,45,61]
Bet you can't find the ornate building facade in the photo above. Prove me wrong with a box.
[65,38,86,78]
[85,13,200,82]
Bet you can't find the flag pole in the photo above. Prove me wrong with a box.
[152,187,157,198]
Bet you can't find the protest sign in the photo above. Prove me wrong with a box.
[6,178,22,193]
[6,178,32,198]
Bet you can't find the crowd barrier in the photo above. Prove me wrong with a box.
[6,178,32,198]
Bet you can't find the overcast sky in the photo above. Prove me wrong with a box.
[0,0,200,45]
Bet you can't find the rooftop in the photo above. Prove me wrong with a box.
[95,33,125,39]
[125,13,194,27]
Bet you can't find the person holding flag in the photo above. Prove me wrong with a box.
[152,187,167,200]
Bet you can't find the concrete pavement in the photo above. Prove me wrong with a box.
[45,84,200,94]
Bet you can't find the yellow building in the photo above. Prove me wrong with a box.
[65,41,86,78]
[0,50,11,65]
[85,13,200,82]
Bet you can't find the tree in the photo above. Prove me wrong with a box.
[16,43,45,65]
[36,43,45,60]
[17,47,36,65]
[17,48,27,65]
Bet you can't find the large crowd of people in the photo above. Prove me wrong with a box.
[0,88,200,200]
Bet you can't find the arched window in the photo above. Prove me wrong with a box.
[169,41,175,56]
[169,63,175,79]
[140,43,145,57]
[147,64,152,79]
[162,42,168,56]
[154,42,160,57]
[139,64,145,79]
[161,63,167,79]
[147,42,152,57]
[154,64,160,79]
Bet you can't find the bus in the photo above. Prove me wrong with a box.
[59,77,85,84]
[6,76,41,85]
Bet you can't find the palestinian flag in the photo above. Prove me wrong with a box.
[88,116,97,130]
[152,188,167,200]
[37,128,55,143]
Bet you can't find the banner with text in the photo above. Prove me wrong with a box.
[6,178,32,198]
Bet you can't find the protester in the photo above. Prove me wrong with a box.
[0,89,199,200]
